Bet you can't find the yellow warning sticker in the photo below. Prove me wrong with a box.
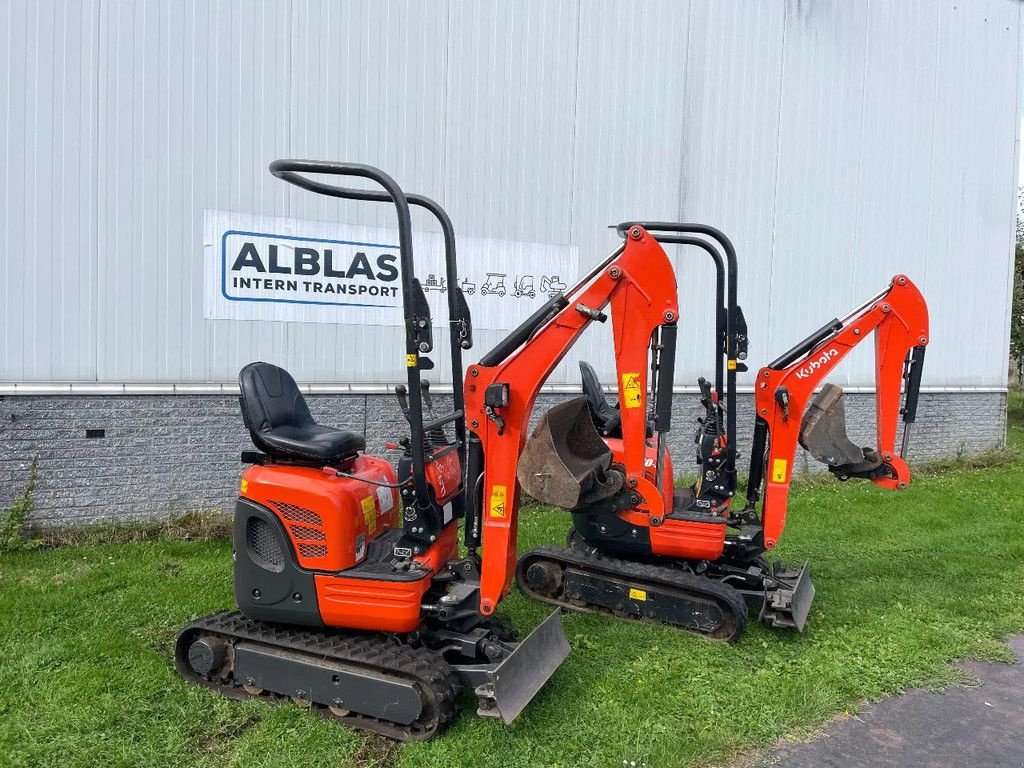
[489,485,507,518]
[771,458,788,483]
[361,495,377,534]
[621,372,642,409]
[406,353,417,368]
[239,478,248,494]
[727,359,737,371]
[629,588,647,602]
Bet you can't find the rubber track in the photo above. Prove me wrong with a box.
[517,545,748,642]
[175,611,459,741]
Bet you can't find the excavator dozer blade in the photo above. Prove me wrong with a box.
[474,609,570,724]
[799,384,865,468]
[517,396,621,509]
[760,561,815,632]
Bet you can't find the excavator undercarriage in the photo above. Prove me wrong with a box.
[518,537,815,638]
[176,605,568,740]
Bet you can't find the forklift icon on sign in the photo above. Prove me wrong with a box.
[480,273,507,297]
[514,275,536,299]
[458,277,476,296]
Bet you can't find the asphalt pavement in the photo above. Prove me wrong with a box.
[765,635,1024,768]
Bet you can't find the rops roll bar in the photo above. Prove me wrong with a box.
[268,159,470,514]
[616,222,744,476]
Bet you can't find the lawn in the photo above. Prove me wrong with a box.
[2,394,1023,768]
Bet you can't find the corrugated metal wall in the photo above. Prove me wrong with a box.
[2,0,1021,389]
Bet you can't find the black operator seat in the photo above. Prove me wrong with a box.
[239,362,365,463]
[579,360,621,438]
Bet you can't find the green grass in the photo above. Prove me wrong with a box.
[2,400,1023,768]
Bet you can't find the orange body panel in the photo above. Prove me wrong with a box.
[314,574,429,633]
[313,523,458,632]
[241,455,398,571]
[426,449,462,506]
[649,518,726,560]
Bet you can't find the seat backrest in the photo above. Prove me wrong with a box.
[239,362,315,449]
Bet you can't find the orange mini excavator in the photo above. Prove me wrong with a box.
[513,223,929,639]
[177,160,570,741]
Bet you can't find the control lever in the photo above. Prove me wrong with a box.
[420,379,449,447]
[420,379,434,410]
[696,377,725,438]
[395,384,411,422]
[697,376,713,405]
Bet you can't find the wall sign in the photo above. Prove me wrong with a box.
[204,210,578,331]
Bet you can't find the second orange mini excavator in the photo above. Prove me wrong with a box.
[511,223,928,640]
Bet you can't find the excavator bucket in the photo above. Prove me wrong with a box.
[517,396,623,509]
[472,609,570,724]
[799,384,867,467]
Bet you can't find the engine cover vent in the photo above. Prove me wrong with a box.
[246,516,284,571]
[271,501,323,526]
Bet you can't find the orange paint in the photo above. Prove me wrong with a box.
[241,455,398,571]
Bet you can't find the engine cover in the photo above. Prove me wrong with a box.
[239,456,398,573]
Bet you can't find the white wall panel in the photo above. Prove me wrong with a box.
[438,0,582,383]
[675,0,786,388]
[0,0,1020,388]
[95,0,293,383]
[1,0,99,381]
[769,0,1022,389]
[566,0,693,387]
[284,0,449,384]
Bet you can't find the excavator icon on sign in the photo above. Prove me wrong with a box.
[540,275,567,298]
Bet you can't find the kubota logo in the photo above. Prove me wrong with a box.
[795,348,840,379]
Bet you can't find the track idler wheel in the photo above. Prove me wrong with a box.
[522,560,563,598]
[187,635,228,676]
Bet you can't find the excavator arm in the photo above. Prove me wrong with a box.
[746,274,930,550]
[463,226,679,615]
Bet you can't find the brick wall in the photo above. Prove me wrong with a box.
[0,390,1006,526]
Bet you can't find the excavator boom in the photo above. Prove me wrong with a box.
[746,274,929,549]
[464,226,679,616]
